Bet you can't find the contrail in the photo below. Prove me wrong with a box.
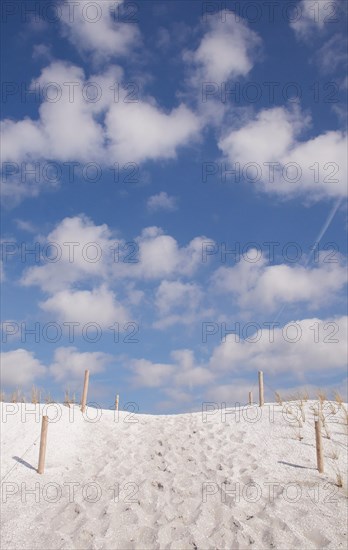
[272,197,343,324]
[305,197,343,266]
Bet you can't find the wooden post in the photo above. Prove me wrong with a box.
[37,416,48,474]
[248,391,253,405]
[315,419,324,473]
[258,370,264,406]
[81,369,90,413]
[115,394,119,411]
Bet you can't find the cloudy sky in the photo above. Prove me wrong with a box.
[1,0,347,412]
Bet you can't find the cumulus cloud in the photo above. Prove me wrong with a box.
[129,229,210,280]
[204,380,258,405]
[60,0,141,61]
[21,214,112,292]
[129,349,214,389]
[158,387,193,410]
[1,62,109,203]
[19,216,213,336]
[20,216,131,328]
[290,0,341,39]
[105,101,200,164]
[209,316,348,378]
[137,229,186,280]
[129,358,174,388]
[1,346,112,391]
[3,61,199,166]
[1,117,49,165]
[17,214,347,340]
[218,106,347,199]
[220,106,305,166]
[147,192,177,212]
[152,279,214,329]
[155,280,202,315]
[1,61,200,201]
[15,219,38,233]
[1,349,46,387]
[49,346,110,382]
[21,216,212,292]
[128,315,347,393]
[315,34,348,74]
[40,285,129,328]
[184,13,261,83]
[171,349,214,387]
[211,251,347,313]
[2,62,108,165]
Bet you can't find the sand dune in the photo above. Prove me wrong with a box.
[1,401,347,549]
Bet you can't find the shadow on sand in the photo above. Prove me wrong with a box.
[278,460,316,470]
[13,456,36,472]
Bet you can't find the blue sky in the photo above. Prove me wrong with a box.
[1,0,347,412]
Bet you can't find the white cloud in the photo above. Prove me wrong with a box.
[21,216,132,329]
[105,101,200,164]
[209,316,348,378]
[15,219,38,233]
[128,229,210,280]
[212,251,347,313]
[21,216,213,294]
[1,349,46,387]
[204,381,257,405]
[218,106,347,199]
[33,62,109,162]
[152,279,213,329]
[40,285,129,328]
[32,43,52,62]
[147,192,177,212]
[129,358,174,388]
[159,387,193,409]
[0,61,107,181]
[220,106,305,166]
[129,348,214,389]
[290,0,335,38]
[60,0,141,61]
[21,215,112,292]
[315,34,348,74]
[128,229,181,280]
[125,314,347,399]
[171,349,214,387]
[49,346,110,382]
[1,117,49,165]
[1,62,200,202]
[184,13,261,82]
[19,216,214,337]
[155,280,202,315]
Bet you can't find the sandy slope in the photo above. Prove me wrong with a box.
[1,401,347,550]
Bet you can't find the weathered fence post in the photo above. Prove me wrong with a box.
[258,371,264,406]
[315,419,324,473]
[37,415,48,474]
[81,369,90,413]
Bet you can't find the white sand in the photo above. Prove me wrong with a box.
[1,401,347,549]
